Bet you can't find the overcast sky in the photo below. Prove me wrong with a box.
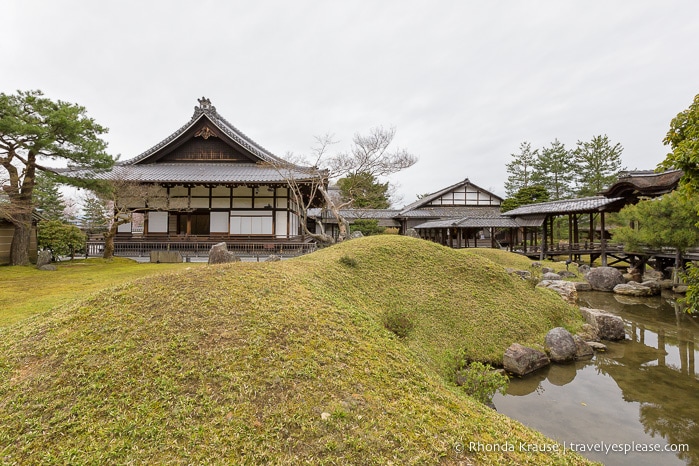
[4,0,699,205]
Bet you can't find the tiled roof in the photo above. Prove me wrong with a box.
[414,216,521,229]
[399,178,504,214]
[69,163,317,184]
[504,196,626,216]
[600,169,682,198]
[124,98,286,166]
[397,206,502,218]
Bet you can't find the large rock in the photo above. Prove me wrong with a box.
[585,267,624,291]
[544,327,577,363]
[503,343,550,376]
[643,270,665,281]
[36,250,52,269]
[614,280,661,297]
[208,242,241,264]
[537,280,578,304]
[150,250,183,263]
[573,335,594,359]
[574,282,592,292]
[579,307,626,341]
[542,272,562,281]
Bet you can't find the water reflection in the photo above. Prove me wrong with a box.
[493,291,699,466]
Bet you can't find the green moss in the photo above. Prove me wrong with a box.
[0,236,594,464]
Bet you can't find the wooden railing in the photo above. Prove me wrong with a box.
[86,240,317,258]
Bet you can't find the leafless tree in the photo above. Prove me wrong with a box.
[269,126,417,243]
[86,175,164,259]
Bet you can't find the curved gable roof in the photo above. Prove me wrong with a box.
[123,97,286,166]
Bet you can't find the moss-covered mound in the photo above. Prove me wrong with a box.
[0,236,593,464]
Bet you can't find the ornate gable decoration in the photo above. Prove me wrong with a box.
[194,126,217,140]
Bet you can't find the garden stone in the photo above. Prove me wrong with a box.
[264,254,282,262]
[585,267,624,291]
[38,264,58,271]
[537,280,578,304]
[573,335,594,359]
[542,272,562,281]
[503,343,550,376]
[36,250,52,269]
[350,231,364,239]
[579,307,626,341]
[577,264,591,275]
[613,281,655,297]
[574,282,592,292]
[558,270,577,278]
[544,327,577,363]
[208,242,241,264]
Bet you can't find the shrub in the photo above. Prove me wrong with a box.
[445,351,509,405]
[350,219,385,236]
[37,220,86,260]
[682,262,699,313]
[339,255,358,268]
[383,310,414,338]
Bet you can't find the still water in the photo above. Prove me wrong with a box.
[493,291,699,465]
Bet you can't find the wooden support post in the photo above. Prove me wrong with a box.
[540,217,547,261]
[568,214,573,260]
[600,211,607,266]
[491,227,496,248]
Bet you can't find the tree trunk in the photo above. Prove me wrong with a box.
[10,213,32,266]
[103,223,118,259]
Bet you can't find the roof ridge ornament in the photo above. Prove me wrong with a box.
[193,97,216,117]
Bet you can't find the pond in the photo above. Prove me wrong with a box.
[493,291,699,465]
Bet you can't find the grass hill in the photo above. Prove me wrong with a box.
[0,236,593,464]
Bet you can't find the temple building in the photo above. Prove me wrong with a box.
[77,98,323,257]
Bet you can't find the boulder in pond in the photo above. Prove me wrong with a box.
[208,242,241,264]
[579,307,625,341]
[544,327,577,363]
[503,343,550,376]
[585,267,624,291]
[613,281,659,297]
[573,335,594,359]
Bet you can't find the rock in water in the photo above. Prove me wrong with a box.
[503,343,550,376]
[585,267,624,291]
[544,327,577,363]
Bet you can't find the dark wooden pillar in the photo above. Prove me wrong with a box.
[600,211,607,266]
[568,214,573,260]
[540,217,547,261]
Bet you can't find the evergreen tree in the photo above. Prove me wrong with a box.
[33,172,68,221]
[504,142,538,197]
[614,190,699,269]
[573,135,625,196]
[81,195,109,234]
[337,172,390,208]
[660,93,699,192]
[500,185,549,212]
[531,139,575,200]
[0,90,113,265]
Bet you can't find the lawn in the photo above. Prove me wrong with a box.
[0,258,204,327]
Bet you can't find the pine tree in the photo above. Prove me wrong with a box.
[33,172,68,221]
[573,135,625,197]
[532,139,575,200]
[504,142,538,197]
